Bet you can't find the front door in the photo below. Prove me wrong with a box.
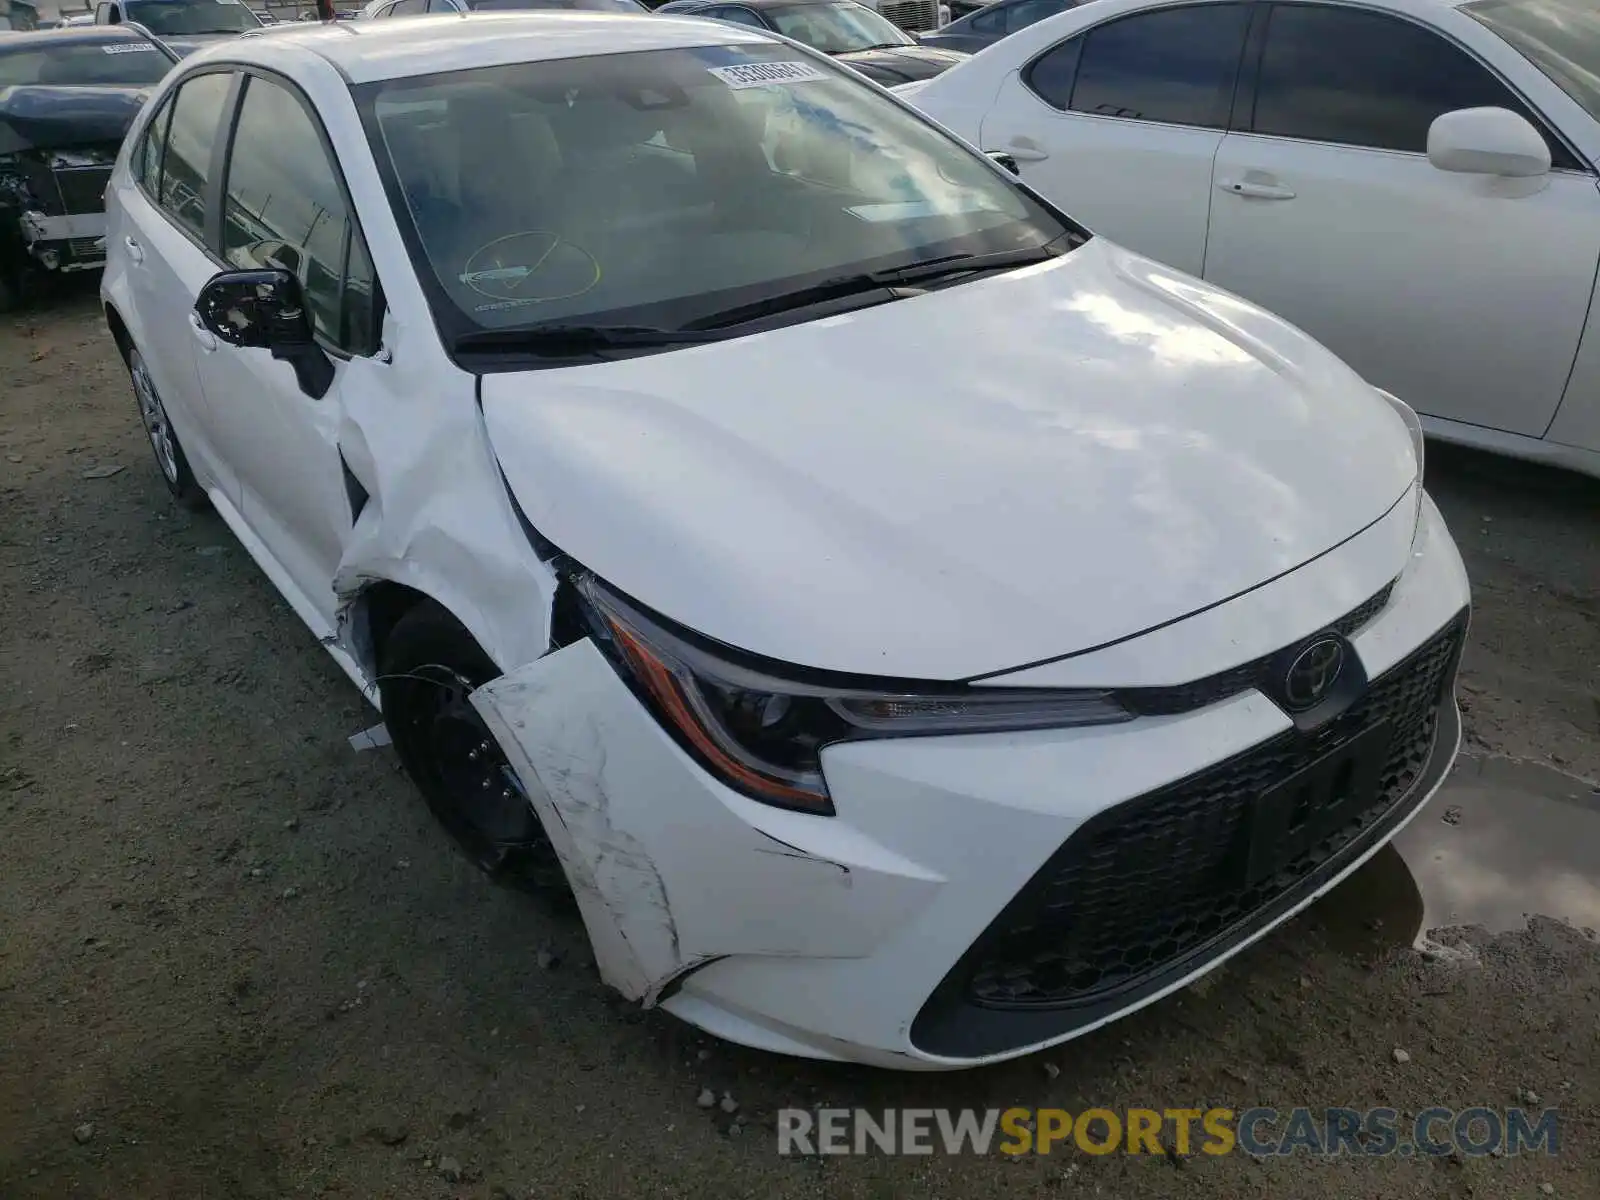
[1202,2,1600,437]
[977,2,1251,277]
[192,70,382,627]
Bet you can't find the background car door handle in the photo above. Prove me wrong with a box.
[123,235,144,264]
[188,311,216,353]
[1218,178,1297,200]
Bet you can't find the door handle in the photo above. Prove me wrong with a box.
[1218,178,1297,200]
[1002,143,1050,162]
[187,311,216,353]
[123,235,144,264]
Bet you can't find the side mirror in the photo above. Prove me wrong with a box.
[1427,107,1550,178]
[987,150,1021,175]
[195,267,334,399]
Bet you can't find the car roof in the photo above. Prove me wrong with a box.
[192,10,773,83]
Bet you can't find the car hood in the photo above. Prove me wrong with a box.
[482,239,1418,680]
[0,84,153,155]
[833,43,968,84]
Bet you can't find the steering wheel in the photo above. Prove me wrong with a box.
[458,231,601,307]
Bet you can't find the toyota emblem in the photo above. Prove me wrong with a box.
[1282,637,1346,711]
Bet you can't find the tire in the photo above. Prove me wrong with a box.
[379,602,567,893]
[0,270,19,314]
[128,347,207,511]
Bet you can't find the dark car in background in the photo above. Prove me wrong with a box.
[915,0,1078,51]
[656,0,965,84]
[0,24,175,307]
[93,0,261,55]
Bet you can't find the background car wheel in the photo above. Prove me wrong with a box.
[379,602,568,895]
[128,347,206,510]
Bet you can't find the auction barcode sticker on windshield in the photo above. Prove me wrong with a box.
[708,61,829,89]
[102,42,157,53]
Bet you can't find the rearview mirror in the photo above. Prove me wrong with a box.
[195,267,334,400]
[1427,107,1550,178]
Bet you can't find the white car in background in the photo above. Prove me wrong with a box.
[901,0,1600,477]
[100,12,1468,1068]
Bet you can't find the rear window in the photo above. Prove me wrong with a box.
[0,39,172,86]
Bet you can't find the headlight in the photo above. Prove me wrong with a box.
[1375,386,1425,543]
[576,575,1131,814]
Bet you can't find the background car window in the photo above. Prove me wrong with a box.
[0,40,173,86]
[387,0,426,13]
[1252,4,1559,155]
[1025,32,1081,106]
[707,5,768,27]
[158,71,231,241]
[425,0,460,10]
[966,4,1002,32]
[1007,0,1063,32]
[1061,4,1248,126]
[121,0,260,33]
[767,3,912,50]
[133,91,174,193]
[222,75,375,352]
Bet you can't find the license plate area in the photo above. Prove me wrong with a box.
[1244,721,1394,886]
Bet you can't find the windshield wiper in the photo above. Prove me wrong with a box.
[866,242,1071,285]
[844,41,913,51]
[682,243,1071,332]
[453,324,725,356]
[456,244,1076,355]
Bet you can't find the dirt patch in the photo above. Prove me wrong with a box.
[2,288,1597,1198]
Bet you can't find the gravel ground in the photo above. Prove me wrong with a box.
[2,288,1598,1199]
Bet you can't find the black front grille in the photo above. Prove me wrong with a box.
[955,612,1464,1013]
[52,166,112,216]
[1119,579,1395,717]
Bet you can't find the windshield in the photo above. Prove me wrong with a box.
[363,44,1068,341]
[1464,0,1600,125]
[766,2,912,52]
[0,38,172,84]
[124,0,261,34]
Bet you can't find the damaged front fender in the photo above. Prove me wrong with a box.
[470,637,942,1005]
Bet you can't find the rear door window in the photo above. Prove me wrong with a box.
[157,70,233,241]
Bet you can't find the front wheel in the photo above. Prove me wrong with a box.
[379,602,567,893]
[128,347,206,510]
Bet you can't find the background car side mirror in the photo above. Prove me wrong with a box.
[195,268,335,400]
[1427,107,1550,178]
[986,151,1021,176]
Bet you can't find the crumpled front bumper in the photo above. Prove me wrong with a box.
[471,492,1470,1069]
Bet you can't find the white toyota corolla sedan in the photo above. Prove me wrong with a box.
[101,11,1469,1069]
[900,0,1600,478]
